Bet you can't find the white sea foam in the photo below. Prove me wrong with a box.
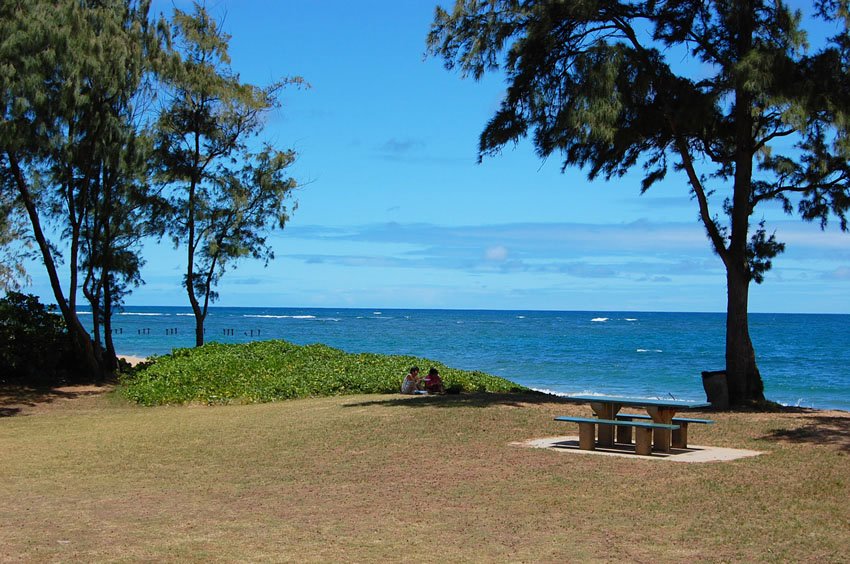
[516,315,525,319]
[540,390,629,398]
[636,348,663,353]
[176,313,195,317]
[560,391,692,402]
[625,318,638,322]
[591,317,608,322]
[120,312,165,316]
[789,398,814,408]
[243,314,316,319]
[373,311,382,315]
[530,388,570,397]
[244,314,288,319]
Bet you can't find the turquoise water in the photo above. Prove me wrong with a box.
[85,307,849,411]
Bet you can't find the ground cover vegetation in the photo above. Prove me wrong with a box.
[0,390,847,561]
[428,0,850,406]
[0,1,299,378]
[121,339,525,405]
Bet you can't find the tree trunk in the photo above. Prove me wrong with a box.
[187,262,206,347]
[186,137,204,347]
[8,153,105,381]
[102,271,119,372]
[725,265,765,405]
[82,272,102,355]
[194,311,205,347]
[723,0,764,406]
[186,263,206,347]
[89,292,104,361]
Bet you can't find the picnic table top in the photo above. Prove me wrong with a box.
[564,394,711,409]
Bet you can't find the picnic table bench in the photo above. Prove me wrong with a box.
[615,413,714,449]
[554,416,680,456]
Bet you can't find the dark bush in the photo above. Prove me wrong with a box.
[0,292,76,386]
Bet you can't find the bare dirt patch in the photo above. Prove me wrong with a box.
[762,412,850,453]
[0,383,115,417]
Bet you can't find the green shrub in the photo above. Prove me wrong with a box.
[0,292,75,386]
[121,339,527,405]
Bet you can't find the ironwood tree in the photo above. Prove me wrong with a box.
[155,4,301,346]
[428,0,850,405]
[0,0,158,378]
[76,6,165,371]
[80,127,162,371]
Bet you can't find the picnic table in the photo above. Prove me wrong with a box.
[563,394,711,453]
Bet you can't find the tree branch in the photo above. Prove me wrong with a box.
[672,135,730,266]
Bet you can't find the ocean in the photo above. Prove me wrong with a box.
[83,307,850,411]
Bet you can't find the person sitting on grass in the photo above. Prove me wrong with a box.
[401,366,421,394]
[423,367,444,394]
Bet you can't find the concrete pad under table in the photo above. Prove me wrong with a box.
[515,436,764,463]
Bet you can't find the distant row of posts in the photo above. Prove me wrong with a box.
[113,328,261,337]
[222,329,261,337]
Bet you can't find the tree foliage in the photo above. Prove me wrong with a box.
[1,0,160,378]
[428,0,850,404]
[0,192,32,292]
[73,4,163,371]
[155,3,301,346]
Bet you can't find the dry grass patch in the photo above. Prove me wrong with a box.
[1,390,848,562]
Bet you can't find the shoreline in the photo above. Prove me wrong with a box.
[118,355,148,367]
[530,387,849,414]
[111,353,848,414]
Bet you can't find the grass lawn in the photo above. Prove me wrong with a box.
[1,387,848,562]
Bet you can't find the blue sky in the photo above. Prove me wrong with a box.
[22,0,850,313]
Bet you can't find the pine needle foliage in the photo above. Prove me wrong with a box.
[427,0,850,405]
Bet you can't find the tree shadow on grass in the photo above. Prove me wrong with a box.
[343,391,568,409]
[0,384,112,418]
[762,415,850,453]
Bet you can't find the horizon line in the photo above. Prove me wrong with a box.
[69,304,850,316]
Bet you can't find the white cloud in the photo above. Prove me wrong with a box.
[824,266,850,281]
[485,245,508,261]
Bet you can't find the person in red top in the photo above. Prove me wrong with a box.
[423,367,444,394]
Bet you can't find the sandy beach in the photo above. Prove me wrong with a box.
[118,355,147,367]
